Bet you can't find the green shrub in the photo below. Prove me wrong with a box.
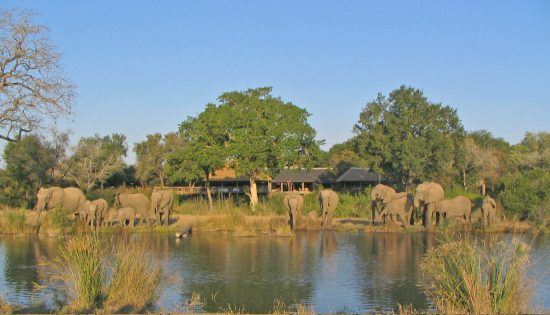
[6,209,26,230]
[421,236,531,314]
[45,207,72,231]
[499,168,550,220]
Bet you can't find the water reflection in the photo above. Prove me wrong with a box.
[0,233,547,313]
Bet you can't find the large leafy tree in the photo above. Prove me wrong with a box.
[219,87,321,207]
[134,132,183,186]
[1,135,57,207]
[166,104,228,211]
[0,9,75,142]
[66,134,127,190]
[168,87,322,209]
[512,132,549,171]
[354,86,466,188]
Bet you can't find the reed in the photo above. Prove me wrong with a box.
[421,235,532,314]
[57,233,105,312]
[103,237,162,313]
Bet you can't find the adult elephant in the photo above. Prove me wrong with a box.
[150,189,174,226]
[481,196,497,228]
[439,196,472,224]
[283,192,303,230]
[370,184,397,224]
[115,193,151,225]
[318,189,339,229]
[35,187,87,226]
[414,182,444,228]
[380,192,413,227]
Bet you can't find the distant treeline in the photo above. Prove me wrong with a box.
[0,86,548,224]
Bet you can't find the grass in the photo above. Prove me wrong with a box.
[57,233,105,312]
[103,237,162,313]
[421,235,532,314]
[0,297,15,314]
[51,234,162,313]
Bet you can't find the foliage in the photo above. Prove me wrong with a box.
[0,135,58,207]
[353,86,466,188]
[134,132,183,186]
[499,168,550,221]
[0,9,75,142]
[421,236,531,314]
[103,237,161,313]
[66,134,127,190]
[511,132,549,171]
[327,140,364,176]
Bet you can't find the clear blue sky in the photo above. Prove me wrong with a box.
[2,1,549,162]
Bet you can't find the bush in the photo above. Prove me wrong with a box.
[499,168,550,220]
[421,236,531,314]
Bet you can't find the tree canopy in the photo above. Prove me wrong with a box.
[66,134,127,190]
[353,86,466,188]
[134,132,183,186]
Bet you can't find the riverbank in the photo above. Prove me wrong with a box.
[0,208,537,236]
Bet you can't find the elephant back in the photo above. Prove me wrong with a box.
[371,184,396,204]
[62,187,86,213]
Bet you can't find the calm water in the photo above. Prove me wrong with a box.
[0,232,548,313]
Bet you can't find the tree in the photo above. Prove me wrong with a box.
[134,132,183,186]
[0,9,75,142]
[512,132,550,171]
[220,87,321,208]
[66,134,127,190]
[462,131,512,194]
[354,86,466,188]
[1,135,57,207]
[166,104,228,211]
[327,141,364,176]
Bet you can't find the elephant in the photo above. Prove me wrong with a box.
[283,192,303,230]
[318,189,339,229]
[379,192,413,227]
[370,184,397,224]
[150,189,174,226]
[439,196,472,224]
[106,207,136,227]
[414,182,444,228]
[481,196,497,228]
[88,198,109,227]
[35,187,87,226]
[114,193,150,225]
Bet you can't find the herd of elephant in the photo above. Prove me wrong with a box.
[34,187,174,228]
[282,184,499,230]
[370,182,499,228]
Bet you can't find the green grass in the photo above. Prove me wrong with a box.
[57,233,105,312]
[421,235,532,314]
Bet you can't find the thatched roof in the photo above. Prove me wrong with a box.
[336,167,381,183]
[272,168,337,184]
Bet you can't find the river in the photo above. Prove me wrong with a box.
[0,232,548,313]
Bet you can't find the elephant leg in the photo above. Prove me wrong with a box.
[327,211,333,229]
[399,213,407,227]
[156,209,162,226]
[291,209,296,230]
[163,210,170,227]
[130,215,135,227]
[424,205,433,227]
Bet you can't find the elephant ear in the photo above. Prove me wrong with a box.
[425,183,444,203]
[283,195,291,211]
[329,191,339,211]
[488,197,497,209]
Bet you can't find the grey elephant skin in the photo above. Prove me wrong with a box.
[150,189,174,226]
[106,207,136,227]
[439,196,471,224]
[370,184,397,224]
[283,192,303,230]
[481,196,497,228]
[88,198,109,227]
[318,189,339,229]
[115,193,150,225]
[35,187,87,226]
[414,182,444,227]
[379,192,413,227]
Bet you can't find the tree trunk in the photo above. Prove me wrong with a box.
[462,169,467,189]
[480,178,486,196]
[249,177,258,210]
[205,180,213,212]
[159,173,165,188]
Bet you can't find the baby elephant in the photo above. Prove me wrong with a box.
[106,207,136,227]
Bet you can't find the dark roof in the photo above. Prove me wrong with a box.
[272,168,337,184]
[336,167,382,183]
